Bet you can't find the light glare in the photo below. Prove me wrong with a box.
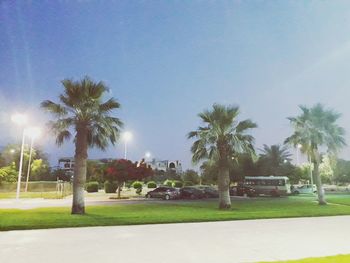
[25,127,42,139]
[11,114,28,126]
[122,131,133,141]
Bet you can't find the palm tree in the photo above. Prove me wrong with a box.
[258,144,292,175]
[41,76,123,214]
[285,104,346,205]
[188,104,257,209]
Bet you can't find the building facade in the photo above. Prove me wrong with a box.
[145,159,183,173]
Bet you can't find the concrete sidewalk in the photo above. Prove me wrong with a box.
[1,216,350,263]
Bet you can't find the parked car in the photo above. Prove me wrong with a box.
[180,187,206,199]
[323,184,337,192]
[229,186,237,196]
[292,184,317,194]
[230,183,257,197]
[196,186,219,198]
[145,186,179,200]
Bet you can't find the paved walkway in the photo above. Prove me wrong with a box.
[1,216,350,263]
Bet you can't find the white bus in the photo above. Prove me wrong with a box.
[244,176,291,196]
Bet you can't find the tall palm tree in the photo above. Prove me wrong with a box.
[188,104,257,209]
[41,76,123,214]
[285,104,346,205]
[258,144,292,175]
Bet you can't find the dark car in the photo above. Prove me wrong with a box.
[180,187,206,199]
[197,186,219,198]
[145,186,179,200]
[230,183,256,197]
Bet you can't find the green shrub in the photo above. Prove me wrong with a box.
[172,180,183,188]
[163,179,173,187]
[86,181,99,193]
[104,181,117,193]
[136,188,142,195]
[132,181,143,189]
[184,181,194,186]
[147,181,157,188]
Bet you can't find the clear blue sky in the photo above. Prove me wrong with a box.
[1,1,350,169]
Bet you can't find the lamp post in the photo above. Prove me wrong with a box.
[122,131,132,159]
[24,127,41,192]
[11,113,28,200]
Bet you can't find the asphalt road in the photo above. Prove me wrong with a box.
[1,216,350,263]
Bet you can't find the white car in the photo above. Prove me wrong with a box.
[292,184,317,194]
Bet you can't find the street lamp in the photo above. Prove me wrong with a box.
[122,131,132,159]
[11,113,28,126]
[24,127,41,192]
[145,151,151,160]
[11,113,28,200]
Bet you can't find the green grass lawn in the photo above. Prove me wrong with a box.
[0,191,68,199]
[263,254,350,262]
[1,195,350,231]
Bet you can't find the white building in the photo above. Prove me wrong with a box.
[58,157,183,174]
[146,159,183,173]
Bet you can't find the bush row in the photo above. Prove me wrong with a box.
[85,181,99,193]
[86,179,197,193]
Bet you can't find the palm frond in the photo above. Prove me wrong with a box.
[55,130,72,146]
[188,103,257,166]
[42,76,123,149]
[41,100,68,117]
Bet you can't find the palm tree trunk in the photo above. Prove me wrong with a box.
[72,126,88,214]
[117,183,122,199]
[313,160,327,205]
[218,167,231,209]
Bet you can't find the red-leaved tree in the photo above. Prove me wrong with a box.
[104,159,153,197]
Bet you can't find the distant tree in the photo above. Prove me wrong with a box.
[257,144,292,175]
[285,166,304,184]
[181,169,200,185]
[285,104,346,205]
[0,163,17,183]
[189,104,257,209]
[52,168,71,181]
[86,160,104,183]
[232,154,257,179]
[104,159,153,198]
[30,159,50,181]
[0,144,48,167]
[319,155,336,184]
[41,76,123,214]
[200,153,257,185]
[0,144,50,182]
[147,169,181,183]
[200,161,217,185]
[333,159,350,184]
